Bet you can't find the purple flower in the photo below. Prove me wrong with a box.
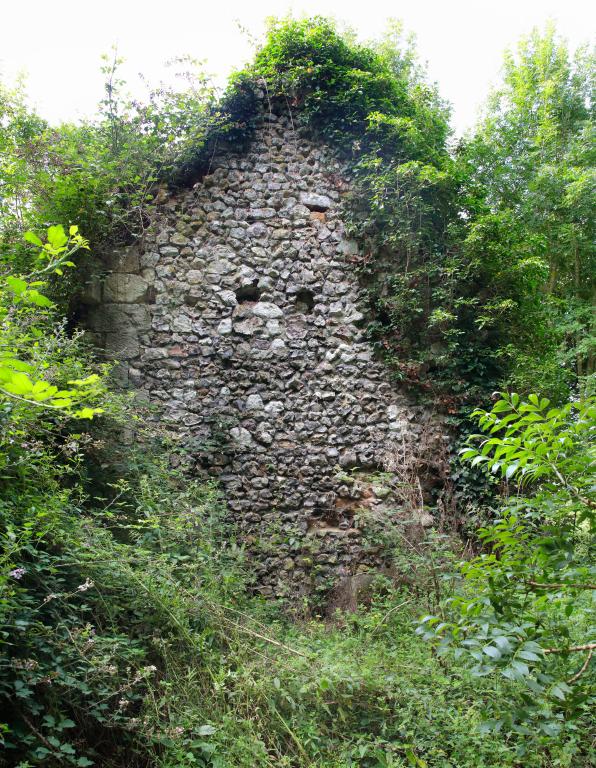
[9,567,26,580]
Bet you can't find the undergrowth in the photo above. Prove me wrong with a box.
[3,460,593,767]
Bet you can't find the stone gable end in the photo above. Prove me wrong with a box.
[84,109,441,597]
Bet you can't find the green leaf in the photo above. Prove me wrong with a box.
[406,747,427,767]
[24,231,44,247]
[459,449,477,460]
[75,407,103,419]
[47,225,68,248]
[51,398,74,408]
[482,645,501,660]
[6,276,28,295]
[510,660,530,677]
[550,684,567,701]
[517,650,541,662]
[26,289,53,307]
[505,463,519,480]
[5,372,33,395]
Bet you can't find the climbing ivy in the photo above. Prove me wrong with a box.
[224,18,593,408]
[247,18,461,400]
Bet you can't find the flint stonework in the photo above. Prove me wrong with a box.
[85,107,440,597]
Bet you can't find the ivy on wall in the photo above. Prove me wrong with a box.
[169,18,593,410]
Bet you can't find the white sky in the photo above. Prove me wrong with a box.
[1,0,594,135]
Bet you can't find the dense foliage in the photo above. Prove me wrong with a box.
[419,393,595,736]
[0,56,230,272]
[0,14,594,768]
[243,19,594,405]
[247,18,459,399]
[459,27,595,401]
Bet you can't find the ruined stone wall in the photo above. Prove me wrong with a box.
[85,108,439,597]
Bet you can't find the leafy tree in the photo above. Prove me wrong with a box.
[458,26,595,400]
[419,392,595,736]
[0,55,220,263]
[0,226,104,419]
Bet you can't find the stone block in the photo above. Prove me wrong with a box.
[299,192,332,211]
[234,316,264,336]
[217,318,232,335]
[105,330,140,360]
[230,426,253,447]
[104,246,140,273]
[245,393,264,410]
[87,303,151,333]
[104,273,149,303]
[247,208,276,220]
[252,302,283,319]
[79,275,103,306]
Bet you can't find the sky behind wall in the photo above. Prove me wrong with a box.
[2,0,594,135]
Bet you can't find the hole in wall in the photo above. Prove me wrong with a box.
[294,288,315,314]
[235,282,262,303]
[339,455,385,473]
[307,503,356,534]
[358,458,385,473]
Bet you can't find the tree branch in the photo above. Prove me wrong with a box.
[544,642,596,655]
[567,647,593,684]
[526,580,596,590]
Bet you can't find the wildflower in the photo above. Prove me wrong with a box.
[43,593,58,603]
[9,567,25,580]
[77,579,94,592]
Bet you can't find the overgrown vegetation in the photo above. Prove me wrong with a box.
[243,18,594,406]
[419,393,595,737]
[0,14,594,768]
[458,27,595,402]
